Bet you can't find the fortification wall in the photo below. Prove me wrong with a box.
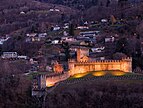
[42,58,132,88]
[46,72,70,87]
[69,58,132,76]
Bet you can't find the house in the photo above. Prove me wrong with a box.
[55,9,60,12]
[26,33,37,37]
[63,26,69,29]
[49,9,54,12]
[105,36,115,43]
[77,26,89,30]
[26,33,38,42]
[2,52,18,59]
[101,19,108,23]
[38,33,47,38]
[46,66,52,72]
[52,40,60,44]
[29,58,38,65]
[38,33,47,41]
[26,33,47,42]
[61,37,76,42]
[0,36,10,45]
[32,37,40,42]
[80,31,100,36]
[53,26,60,31]
[63,31,68,36]
[84,21,88,25]
[49,9,60,12]
[91,47,105,53]
[17,56,28,60]
[63,23,69,29]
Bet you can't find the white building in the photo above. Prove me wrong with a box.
[105,36,115,43]
[49,9,60,12]
[2,52,18,59]
[53,26,60,31]
[0,36,10,45]
[77,26,89,30]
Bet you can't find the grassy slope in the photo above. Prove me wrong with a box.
[45,72,143,108]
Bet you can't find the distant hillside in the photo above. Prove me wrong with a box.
[36,0,143,11]
[35,0,99,9]
[84,2,143,20]
[1,0,143,35]
[0,0,77,35]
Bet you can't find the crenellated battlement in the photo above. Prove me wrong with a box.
[69,57,132,64]
[122,57,132,61]
[68,59,76,63]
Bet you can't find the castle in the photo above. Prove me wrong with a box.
[33,47,132,91]
[68,47,132,76]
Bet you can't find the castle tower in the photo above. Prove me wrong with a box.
[122,57,132,72]
[77,47,89,62]
[68,59,76,75]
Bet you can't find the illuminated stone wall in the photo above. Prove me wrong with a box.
[43,47,132,88]
[45,73,70,87]
[53,63,63,73]
[42,58,132,88]
[68,58,132,76]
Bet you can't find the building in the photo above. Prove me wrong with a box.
[26,33,47,42]
[80,31,100,36]
[68,47,132,75]
[2,52,18,59]
[0,36,10,45]
[105,36,115,43]
[34,47,132,89]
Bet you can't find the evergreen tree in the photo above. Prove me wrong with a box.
[106,0,110,7]
[69,23,74,36]
[62,42,70,61]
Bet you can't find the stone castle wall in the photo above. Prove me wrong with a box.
[40,57,132,88]
[68,57,132,76]
[39,58,132,88]
[39,73,70,88]
[45,72,70,87]
[38,47,132,88]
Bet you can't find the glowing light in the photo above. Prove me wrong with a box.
[111,71,126,76]
[46,83,55,87]
[92,71,106,77]
[73,73,88,78]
